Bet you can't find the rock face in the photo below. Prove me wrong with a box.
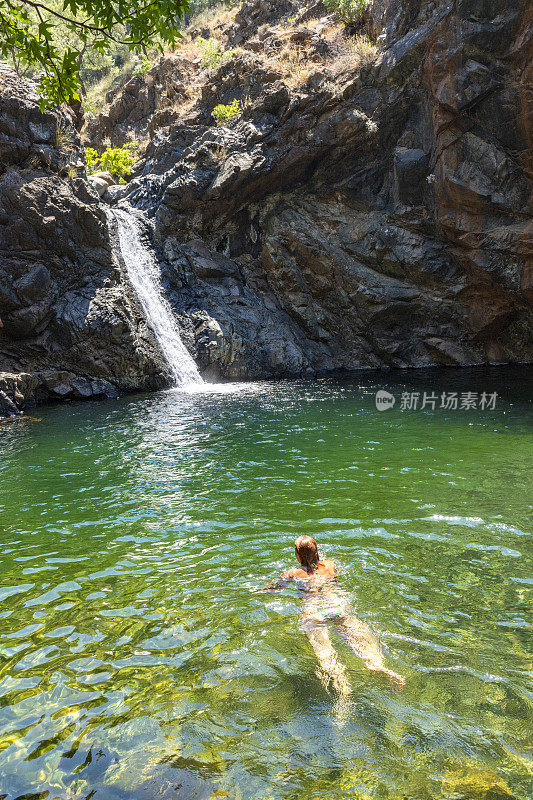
[1,0,532,413]
[0,65,167,413]
[116,0,532,376]
[84,55,198,148]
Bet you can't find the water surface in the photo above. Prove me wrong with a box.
[0,369,531,800]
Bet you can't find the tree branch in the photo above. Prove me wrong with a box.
[34,2,65,96]
[16,0,161,45]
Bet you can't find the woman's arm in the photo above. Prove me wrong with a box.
[249,570,295,593]
[319,558,337,577]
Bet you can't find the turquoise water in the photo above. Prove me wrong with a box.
[0,369,531,800]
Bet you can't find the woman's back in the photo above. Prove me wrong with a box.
[282,558,336,587]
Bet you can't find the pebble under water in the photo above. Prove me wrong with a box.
[0,369,531,800]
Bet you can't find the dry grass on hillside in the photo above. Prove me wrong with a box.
[264,32,378,89]
[272,45,313,88]
[85,1,380,128]
[185,3,240,41]
[179,1,379,88]
[321,33,378,80]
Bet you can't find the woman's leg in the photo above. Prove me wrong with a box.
[337,614,405,686]
[302,614,352,694]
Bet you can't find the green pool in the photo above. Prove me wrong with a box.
[0,369,531,800]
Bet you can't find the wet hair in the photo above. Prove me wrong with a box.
[295,535,319,572]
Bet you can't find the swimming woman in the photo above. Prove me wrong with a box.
[256,535,404,693]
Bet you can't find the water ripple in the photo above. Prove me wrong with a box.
[0,372,531,799]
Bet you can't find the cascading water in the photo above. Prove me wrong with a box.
[108,207,203,388]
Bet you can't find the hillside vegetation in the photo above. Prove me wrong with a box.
[82,0,376,156]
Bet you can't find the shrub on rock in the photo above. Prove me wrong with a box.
[324,0,370,24]
[212,98,243,126]
[84,143,137,182]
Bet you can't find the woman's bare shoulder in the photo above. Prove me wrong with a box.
[280,568,297,580]
[281,567,310,581]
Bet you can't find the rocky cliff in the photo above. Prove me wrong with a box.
[1,0,532,411]
[0,65,169,414]
[118,0,532,378]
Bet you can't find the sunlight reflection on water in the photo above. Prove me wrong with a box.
[0,369,531,800]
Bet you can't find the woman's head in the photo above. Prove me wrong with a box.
[295,535,319,571]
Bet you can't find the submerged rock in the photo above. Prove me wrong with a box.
[440,767,518,800]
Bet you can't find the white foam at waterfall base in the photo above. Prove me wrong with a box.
[109,208,203,388]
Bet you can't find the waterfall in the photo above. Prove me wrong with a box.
[108,208,203,388]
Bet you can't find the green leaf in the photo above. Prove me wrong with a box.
[0,0,189,106]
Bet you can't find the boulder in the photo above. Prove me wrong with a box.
[0,372,39,414]
[13,264,51,304]
[88,176,111,197]
[91,171,116,186]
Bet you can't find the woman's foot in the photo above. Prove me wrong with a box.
[380,667,405,687]
[366,662,405,686]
